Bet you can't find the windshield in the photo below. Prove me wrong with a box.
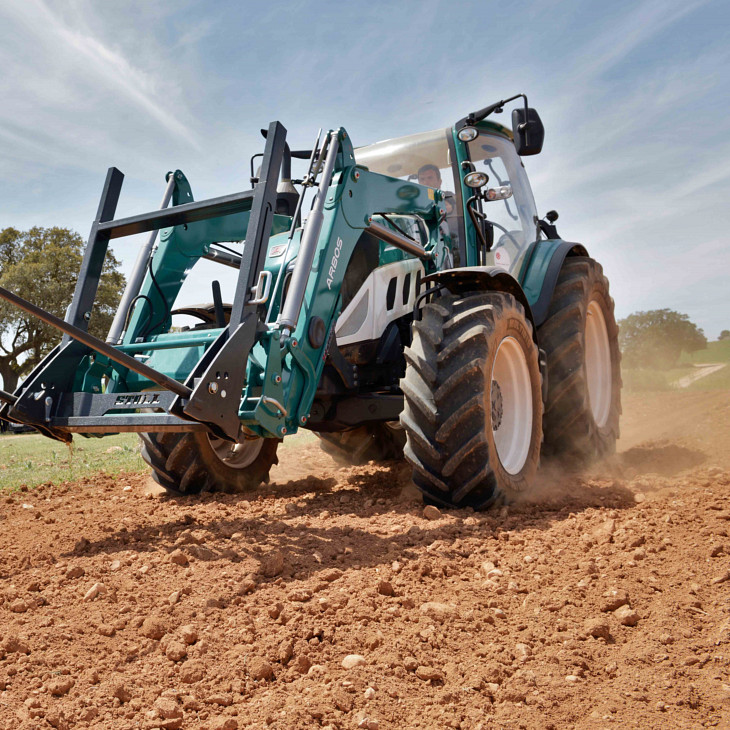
[467,132,538,275]
[355,128,463,248]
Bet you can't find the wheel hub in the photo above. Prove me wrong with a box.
[207,434,264,469]
[489,336,533,475]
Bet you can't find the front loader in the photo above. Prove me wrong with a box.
[0,95,621,509]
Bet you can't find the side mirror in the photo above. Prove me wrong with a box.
[512,107,544,156]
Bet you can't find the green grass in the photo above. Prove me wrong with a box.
[0,432,145,491]
[685,363,730,391]
[679,339,730,364]
[621,366,694,392]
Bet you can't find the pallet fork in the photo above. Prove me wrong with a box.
[0,122,289,443]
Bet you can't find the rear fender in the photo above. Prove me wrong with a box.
[519,239,588,326]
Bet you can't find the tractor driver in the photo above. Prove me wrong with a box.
[417,164,455,215]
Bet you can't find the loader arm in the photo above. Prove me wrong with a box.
[0,124,447,444]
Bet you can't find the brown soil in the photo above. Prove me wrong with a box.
[1,391,729,729]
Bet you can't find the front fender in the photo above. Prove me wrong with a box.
[422,266,536,341]
[520,239,588,326]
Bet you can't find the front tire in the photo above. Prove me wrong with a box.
[538,257,621,465]
[138,431,280,495]
[400,292,542,509]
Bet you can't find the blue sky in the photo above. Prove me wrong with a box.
[1,0,728,336]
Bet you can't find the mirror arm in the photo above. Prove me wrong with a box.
[466,93,529,126]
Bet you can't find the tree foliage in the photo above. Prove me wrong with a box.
[618,309,707,369]
[0,227,125,391]
[720,330,730,341]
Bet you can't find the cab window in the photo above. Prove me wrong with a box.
[467,133,538,275]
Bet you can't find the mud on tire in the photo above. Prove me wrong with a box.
[538,256,621,465]
[315,423,406,466]
[400,291,543,509]
[139,431,280,495]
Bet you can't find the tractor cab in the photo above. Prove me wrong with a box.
[354,120,539,277]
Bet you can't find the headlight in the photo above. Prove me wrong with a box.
[463,171,488,189]
[457,126,479,142]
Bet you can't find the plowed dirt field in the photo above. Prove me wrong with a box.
[1,391,730,729]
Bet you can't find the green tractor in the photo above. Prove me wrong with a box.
[0,94,621,509]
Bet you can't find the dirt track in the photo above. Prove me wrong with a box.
[1,391,729,729]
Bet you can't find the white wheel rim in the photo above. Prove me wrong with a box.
[207,435,264,469]
[490,336,533,475]
[585,300,612,428]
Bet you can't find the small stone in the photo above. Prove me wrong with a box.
[3,636,30,654]
[565,674,581,683]
[584,618,611,641]
[65,565,85,579]
[169,590,181,605]
[423,505,442,520]
[206,693,233,706]
[180,660,205,684]
[140,615,167,640]
[364,687,376,700]
[166,641,188,662]
[591,519,615,544]
[403,657,418,672]
[659,633,675,645]
[614,605,640,626]
[293,655,311,674]
[420,602,457,622]
[261,551,285,578]
[493,608,507,620]
[180,625,198,645]
[249,657,274,681]
[632,547,647,560]
[112,683,133,703]
[83,582,106,602]
[109,560,121,572]
[634,492,646,503]
[601,588,629,612]
[154,697,183,720]
[711,570,730,585]
[122,485,132,491]
[9,598,28,613]
[169,549,189,566]
[342,654,366,670]
[415,666,444,681]
[287,588,312,602]
[278,640,294,664]
[321,568,343,582]
[47,676,75,696]
[208,719,238,730]
[377,580,395,596]
[98,623,115,637]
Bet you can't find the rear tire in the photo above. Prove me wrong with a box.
[315,423,406,465]
[138,431,280,495]
[400,291,542,509]
[538,257,621,465]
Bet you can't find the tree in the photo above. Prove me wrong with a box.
[720,330,730,341]
[618,309,707,369]
[0,227,126,392]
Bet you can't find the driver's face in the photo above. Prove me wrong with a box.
[418,168,442,188]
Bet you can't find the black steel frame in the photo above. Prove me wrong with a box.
[0,121,288,443]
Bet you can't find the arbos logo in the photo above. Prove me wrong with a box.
[326,237,343,290]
